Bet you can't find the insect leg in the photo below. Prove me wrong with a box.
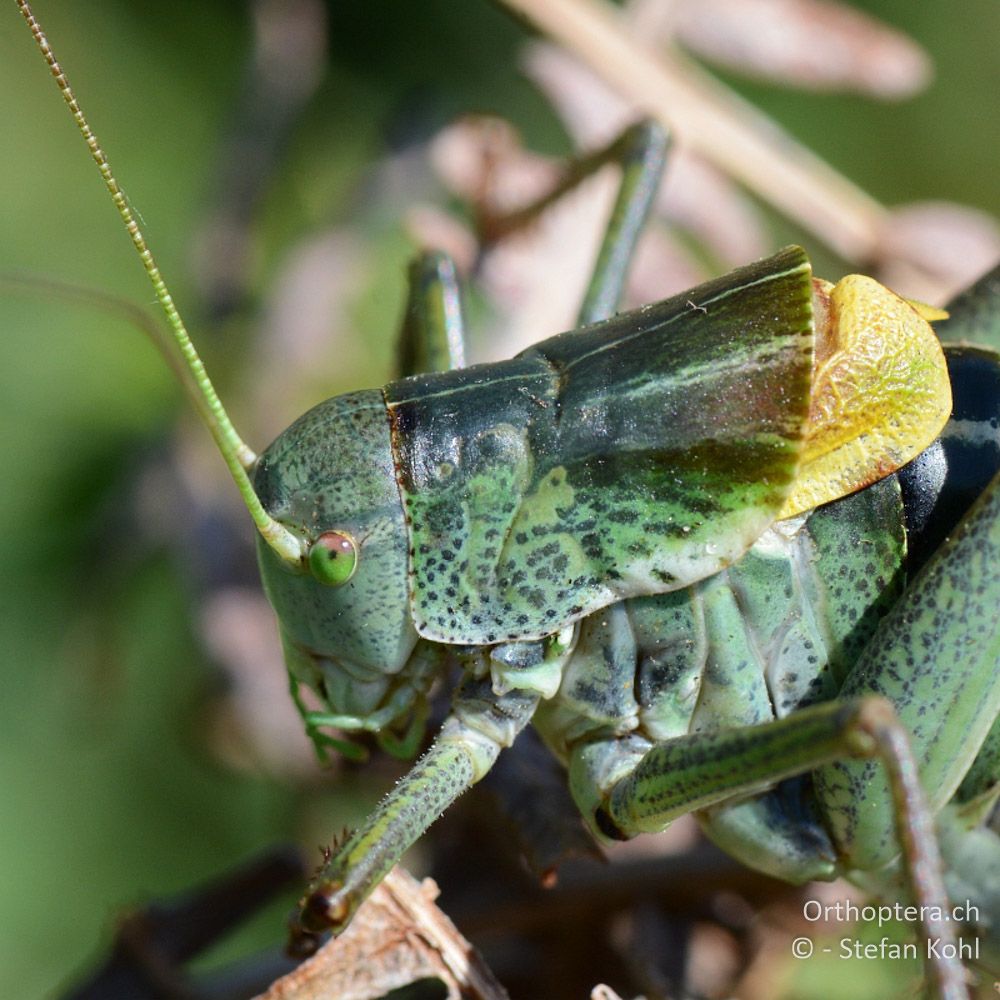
[575,121,669,324]
[289,677,539,953]
[935,724,1000,972]
[301,676,432,760]
[813,467,1000,870]
[396,251,467,376]
[575,697,967,999]
[482,120,669,324]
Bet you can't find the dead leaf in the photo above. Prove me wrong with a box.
[253,867,509,1000]
[877,201,1000,303]
[523,43,771,266]
[199,587,321,780]
[667,0,932,98]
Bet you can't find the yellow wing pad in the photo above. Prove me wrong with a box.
[778,275,952,519]
[905,299,949,323]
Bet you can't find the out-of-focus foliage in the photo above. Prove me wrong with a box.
[0,1,996,998]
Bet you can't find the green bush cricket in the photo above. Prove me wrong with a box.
[13,3,1000,997]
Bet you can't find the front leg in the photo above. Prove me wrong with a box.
[289,676,539,955]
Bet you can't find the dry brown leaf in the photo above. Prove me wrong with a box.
[417,116,624,356]
[876,201,1000,303]
[667,0,932,98]
[500,0,998,292]
[684,921,743,998]
[523,42,776,265]
[406,204,481,275]
[500,0,889,260]
[412,115,715,356]
[253,867,508,1000]
[427,115,557,212]
[253,231,374,438]
[199,587,321,779]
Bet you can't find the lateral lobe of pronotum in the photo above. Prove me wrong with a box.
[385,246,815,645]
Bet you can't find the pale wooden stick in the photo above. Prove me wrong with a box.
[498,0,889,261]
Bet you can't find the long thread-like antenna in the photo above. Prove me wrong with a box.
[17,0,306,566]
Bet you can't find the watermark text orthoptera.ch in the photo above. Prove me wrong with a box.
[803,898,979,929]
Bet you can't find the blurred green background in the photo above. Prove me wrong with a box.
[0,1,997,997]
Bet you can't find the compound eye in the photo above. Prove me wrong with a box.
[308,531,358,586]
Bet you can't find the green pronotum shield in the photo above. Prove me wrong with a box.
[384,246,815,645]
